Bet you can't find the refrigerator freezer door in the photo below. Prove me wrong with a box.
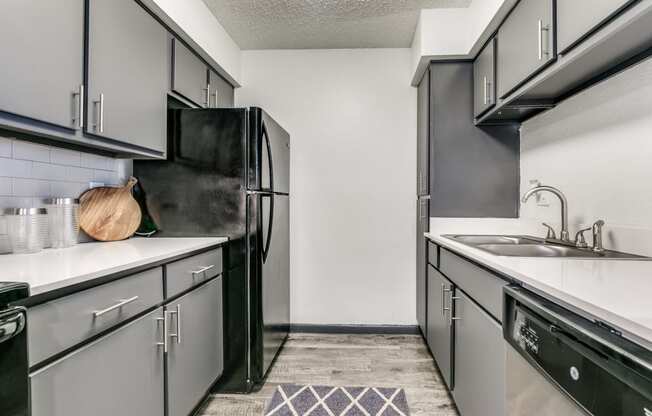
[249,108,290,194]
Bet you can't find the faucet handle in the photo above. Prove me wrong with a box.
[592,220,605,252]
[574,227,591,248]
[541,223,556,240]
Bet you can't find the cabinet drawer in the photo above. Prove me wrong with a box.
[30,308,165,416]
[427,241,439,267]
[439,249,506,322]
[165,248,223,298]
[28,267,163,366]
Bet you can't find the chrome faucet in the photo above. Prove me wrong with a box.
[522,185,570,242]
[592,220,605,252]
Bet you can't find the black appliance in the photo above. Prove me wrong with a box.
[504,285,652,416]
[0,282,29,416]
[134,106,290,393]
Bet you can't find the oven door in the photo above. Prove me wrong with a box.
[0,307,28,416]
[506,343,589,416]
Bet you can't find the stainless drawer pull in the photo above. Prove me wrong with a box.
[449,296,461,327]
[72,84,84,128]
[538,20,550,61]
[156,312,169,352]
[93,296,139,318]
[93,93,104,133]
[168,304,182,344]
[441,284,451,316]
[191,264,215,276]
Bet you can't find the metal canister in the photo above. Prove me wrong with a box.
[4,208,48,254]
[44,198,80,249]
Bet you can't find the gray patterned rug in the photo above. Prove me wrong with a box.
[264,384,410,416]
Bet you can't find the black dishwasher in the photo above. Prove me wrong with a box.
[0,282,29,416]
[504,285,652,416]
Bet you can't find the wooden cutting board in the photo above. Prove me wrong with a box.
[79,177,142,242]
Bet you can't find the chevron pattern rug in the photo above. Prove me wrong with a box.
[264,384,410,416]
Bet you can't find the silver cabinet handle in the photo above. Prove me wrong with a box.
[93,295,139,318]
[486,80,492,104]
[538,19,550,61]
[483,76,488,105]
[191,264,215,276]
[211,90,218,107]
[441,284,451,316]
[448,296,461,327]
[156,312,168,352]
[204,84,211,107]
[168,304,181,344]
[72,84,84,128]
[93,93,104,133]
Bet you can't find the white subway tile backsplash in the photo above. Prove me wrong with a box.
[0,137,130,212]
[0,158,31,178]
[81,153,114,170]
[0,138,12,158]
[66,166,95,183]
[0,178,11,196]
[31,162,69,181]
[12,141,50,162]
[51,148,82,167]
[13,178,51,197]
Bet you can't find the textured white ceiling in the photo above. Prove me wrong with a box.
[202,0,472,49]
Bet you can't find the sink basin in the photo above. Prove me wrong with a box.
[445,235,540,245]
[442,234,648,259]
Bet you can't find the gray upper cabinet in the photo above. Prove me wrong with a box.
[0,0,84,130]
[416,69,430,197]
[557,0,635,54]
[30,308,165,416]
[497,0,555,98]
[452,291,505,416]
[172,39,209,107]
[87,0,168,155]
[208,70,235,108]
[473,38,496,118]
[426,265,453,388]
[167,277,224,416]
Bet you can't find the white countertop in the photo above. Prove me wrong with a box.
[426,231,652,349]
[0,237,228,296]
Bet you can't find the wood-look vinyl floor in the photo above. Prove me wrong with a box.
[198,333,458,416]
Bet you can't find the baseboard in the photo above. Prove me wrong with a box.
[290,324,420,335]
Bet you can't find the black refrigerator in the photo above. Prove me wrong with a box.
[134,106,290,393]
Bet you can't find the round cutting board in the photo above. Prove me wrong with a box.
[79,177,142,242]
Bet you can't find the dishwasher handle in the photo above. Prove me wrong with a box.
[0,308,26,344]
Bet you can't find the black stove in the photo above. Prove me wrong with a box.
[0,282,29,416]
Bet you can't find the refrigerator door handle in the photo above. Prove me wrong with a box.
[262,122,274,192]
[262,194,275,263]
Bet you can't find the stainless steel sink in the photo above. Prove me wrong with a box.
[442,234,648,259]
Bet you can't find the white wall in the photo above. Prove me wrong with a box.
[237,49,417,325]
[145,0,241,86]
[520,57,652,256]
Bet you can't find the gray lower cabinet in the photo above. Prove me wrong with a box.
[30,308,165,416]
[167,277,224,416]
[87,0,168,154]
[416,202,429,336]
[452,290,505,416]
[172,39,209,107]
[0,0,84,129]
[473,38,496,117]
[426,265,453,388]
[208,70,235,108]
[557,0,635,54]
[497,0,555,98]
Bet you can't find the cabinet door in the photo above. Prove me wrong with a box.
[172,39,209,107]
[30,308,165,416]
[87,0,167,154]
[557,0,634,54]
[497,0,555,98]
[208,70,235,108]
[426,265,453,388]
[416,200,429,336]
[452,291,505,416]
[0,0,84,130]
[473,38,496,117]
[416,69,430,196]
[167,277,224,416]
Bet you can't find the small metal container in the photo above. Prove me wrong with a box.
[4,208,48,254]
[44,198,80,249]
